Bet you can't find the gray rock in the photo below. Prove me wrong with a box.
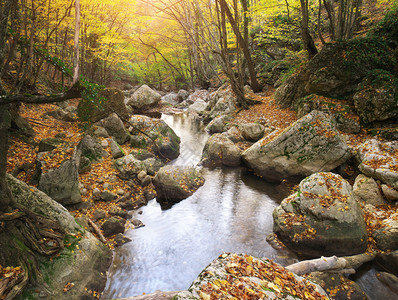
[100,190,117,202]
[205,115,229,134]
[78,156,91,174]
[353,174,386,205]
[131,218,145,229]
[129,115,180,160]
[102,217,126,237]
[208,85,237,119]
[93,126,109,138]
[77,135,103,162]
[93,209,107,221]
[225,126,244,143]
[354,75,398,124]
[93,188,101,196]
[38,157,81,206]
[243,111,350,182]
[127,85,161,110]
[177,89,189,101]
[110,138,125,159]
[240,123,266,142]
[273,172,368,257]
[187,100,208,114]
[161,92,179,105]
[187,89,209,103]
[97,113,130,145]
[6,175,111,300]
[141,157,163,175]
[47,108,76,122]
[114,233,132,247]
[174,253,328,300]
[382,184,398,201]
[372,212,398,251]
[153,165,205,203]
[375,250,398,276]
[357,139,398,189]
[115,154,146,180]
[200,133,241,167]
[38,138,66,152]
[77,87,129,123]
[274,72,307,109]
[308,272,368,300]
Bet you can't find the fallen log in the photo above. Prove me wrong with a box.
[88,219,107,244]
[286,252,377,275]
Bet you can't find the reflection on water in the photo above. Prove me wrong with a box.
[102,113,295,299]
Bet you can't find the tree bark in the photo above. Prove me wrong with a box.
[218,0,262,93]
[73,0,80,84]
[299,0,318,59]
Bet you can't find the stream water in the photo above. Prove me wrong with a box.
[101,113,391,300]
[101,113,294,299]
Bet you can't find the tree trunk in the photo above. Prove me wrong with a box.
[0,108,12,212]
[299,0,318,59]
[218,0,262,93]
[73,0,80,84]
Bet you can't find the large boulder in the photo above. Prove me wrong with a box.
[76,135,104,162]
[187,100,208,114]
[77,87,128,122]
[175,253,329,300]
[356,139,398,189]
[200,133,241,167]
[353,70,398,124]
[240,123,266,142]
[38,155,81,206]
[372,211,398,251]
[126,85,161,110]
[5,175,111,300]
[129,115,180,160]
[353,174,386,206]
[114,154,146,180]
[96,113,130,145]
[242,111,350,182]
[274,37,395,109]
[207,84,237,119]
[273,172,368,257]
[153,165,205,203]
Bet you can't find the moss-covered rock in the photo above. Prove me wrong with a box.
[242,111,350,182]
[4,175,111,300]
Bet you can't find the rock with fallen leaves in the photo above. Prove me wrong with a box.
[175,253,329,300]
[243,111,350,182]
[114,154,147,180]
[200,133,241,167]
[205,115,230,134]
[96,113,130,145]
[273,172,368,257]
[240,123,266,142]
[126,84,161,110]
[38,154,82,206]
[353,74,398,124]
[153,165,205,203]
[102,216,126,237]
[129,115,181,160]
[206,84,238,119]
[353,174,386,206]
[77,135,104,163]
[307,272,368,300]
[5,175,111,299]
[110,138,125,159]
[356,139,398,190]
[371,211,398,251]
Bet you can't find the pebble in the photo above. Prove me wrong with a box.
[93,188,101,196]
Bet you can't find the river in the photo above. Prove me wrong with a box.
[101,113,294,299]
[101,113,391,300]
